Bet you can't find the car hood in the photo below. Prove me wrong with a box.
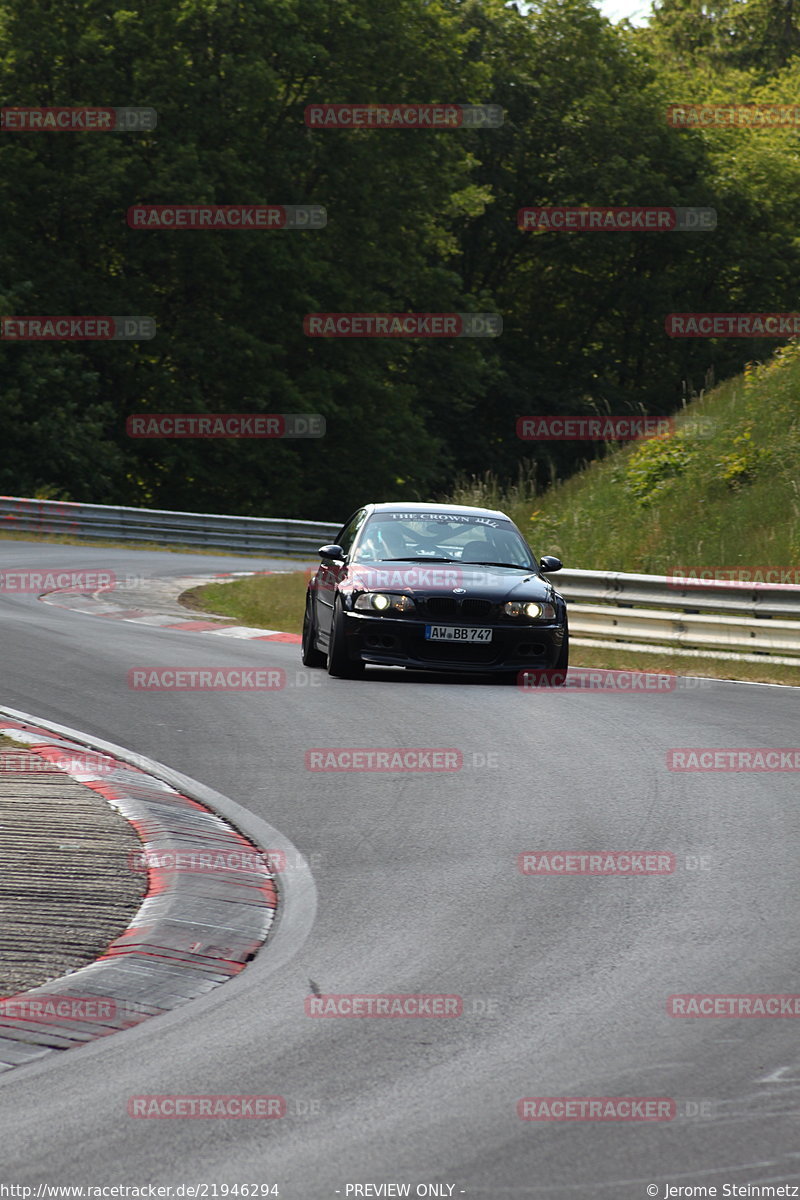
[347,563,561,603]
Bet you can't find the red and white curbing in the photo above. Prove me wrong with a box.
[41,571,302,644]
[0,714,279,1070]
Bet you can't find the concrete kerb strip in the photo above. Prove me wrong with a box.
[0,705,317,1072]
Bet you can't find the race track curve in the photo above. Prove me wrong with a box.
[1,542,798,1197]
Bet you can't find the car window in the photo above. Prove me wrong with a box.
[337,508,369,556]
[353,513,534,566]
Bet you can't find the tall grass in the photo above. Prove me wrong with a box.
[445,344,800,573]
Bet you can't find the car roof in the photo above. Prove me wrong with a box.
[365,502,511,521]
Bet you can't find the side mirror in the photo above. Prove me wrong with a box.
[318,544,345,561]
[539,556,563,573]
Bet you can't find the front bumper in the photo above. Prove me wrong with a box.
[341,611,566,673]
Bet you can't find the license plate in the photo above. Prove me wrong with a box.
[425,626,493,643]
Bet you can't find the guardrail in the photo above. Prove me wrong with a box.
[3,495,799,662]
[0,495,341,556]
[552,568,800,664]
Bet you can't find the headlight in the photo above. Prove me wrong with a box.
[354,592,416,613]
[503,601,556,619]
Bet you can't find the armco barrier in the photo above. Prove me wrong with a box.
[3,496,800,661]
[551,569,800,663]
[553,567,800,619]
[0,495,340,555]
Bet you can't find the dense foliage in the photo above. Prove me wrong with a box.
[2,0,799,519]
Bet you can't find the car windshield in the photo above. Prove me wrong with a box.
[353,512,535,568]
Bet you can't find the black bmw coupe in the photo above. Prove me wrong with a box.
[301,502,568,679]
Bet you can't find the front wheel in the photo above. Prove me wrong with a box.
[327,600,365,678]
[301,594,326,668]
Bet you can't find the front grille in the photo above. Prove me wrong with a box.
[423,596,494,622]
[461,598,492,620]
[426,597,458,618]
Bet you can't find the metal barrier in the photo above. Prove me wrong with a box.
[0,495,341,556]
[551,568,800,663]
[3,495,799,661]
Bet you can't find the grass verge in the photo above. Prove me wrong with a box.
[181,571,311,633]
[0,733,27,750]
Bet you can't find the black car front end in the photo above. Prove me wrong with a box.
[338,583,567,673]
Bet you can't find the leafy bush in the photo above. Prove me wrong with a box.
[614,430,702,508]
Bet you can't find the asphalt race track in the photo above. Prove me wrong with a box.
[1,542,799,1196]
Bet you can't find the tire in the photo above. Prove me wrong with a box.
[326,599,365,678]
[301,594,326,668]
